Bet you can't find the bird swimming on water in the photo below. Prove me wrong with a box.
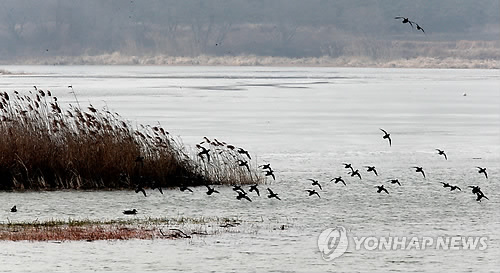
[10,206,17,212]
[436,149,447,160]
[123,209,137,215]
[380,128,392,146]
[306,189,320,198]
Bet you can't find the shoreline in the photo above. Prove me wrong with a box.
[1,54,498,69]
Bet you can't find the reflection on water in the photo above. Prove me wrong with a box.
[0,66,499,272]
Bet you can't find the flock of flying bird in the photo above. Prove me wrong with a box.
[116,124,491,217]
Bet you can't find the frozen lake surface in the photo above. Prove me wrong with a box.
[0,66,499,272]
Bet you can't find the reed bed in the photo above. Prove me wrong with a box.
[0,89,263,190]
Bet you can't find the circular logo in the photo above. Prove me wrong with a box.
[318,226,348,261]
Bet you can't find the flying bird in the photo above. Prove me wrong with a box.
[135,185,147,197]
[476,167,488,179]
[264,169,276,180]
[342,163,354,172]
[475,191,489,202]
[414,22,425,33]
[237,147,251,159]
[308,179,322,190]
[394,17,414,28]
[449,185,461,191]
[436,149,447,160]
[196,145,210,162]
[364,166,378,176]
[330,176,346,186]
[267,188,281,200]
[179,185,193,192]
[236,191,252,202]
[259,163,272,171]
[412,166,426,178]
[441,182,451,188]
[349,169,362,180]
[380,128,392,146]
[205,185,220,195]
[306,189,321,198]
[249,184,260,196]
[232,185,247,194]
[375,185,389,194]
[237,160,251,172]
[389,179,401,186]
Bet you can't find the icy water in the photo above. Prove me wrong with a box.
[0,66,499,272]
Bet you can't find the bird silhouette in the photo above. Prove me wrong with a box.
[364,166,378,176]
[151,181,163,194]
[475,191,489,202]
[469,185,482,195]
[308,179,322,190]
[349,169,362,180]
[264,169,276,180]
[380,128,392,146]
[389,179,401,186]
[476,167,488,179]
[237,147,251,160]
[414,22,425,33]
[436,149,447,160]
[450,185,461,191]
[232,185,247,194]
[412,167,426,178]
[123,209,137,215]
[236,191,252,202]
[330,176,346,186]
[267,188,281,200]
[179,185,193,192]
[237,160,251,172]
[249,184,260,196]
[394,17,414,28]
[135,185,147,197]
[375,185,389,194]
[342,163,354,172]
[10,205,17,212]
[259,163,272,171]
[196,145,210,162]
[441,182,451,188]
[205,185,220,195]
[306,189,321,198]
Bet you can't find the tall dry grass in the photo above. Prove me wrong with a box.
[0,89,262,190]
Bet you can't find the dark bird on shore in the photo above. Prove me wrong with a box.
[196,145,210,162]
[259,163,272,171]
[306,189,321,198]
[237,147,251,160]
[389,179,401,186]
[237,160,251,172]
[10,206,17,212]
[123,209,137,215]
[151,181,163,194]
[232,185,247,194]
[331,176,346,186]
[364,166,378,176]
[349,169,362,180]
[412,166,426,178]
[236,191,252,202]
[450,185,461,191]
[135,185,147,197]
[343,163,354,172]
[264,169,275,180]
[476,167,488,179]
[380,128,392,146]
[436,149,447,160]
[267,188,281,200]
[394,17,414,28]
[249,184,260,196]
[308,179,322,190]
[441,182,451,188]
[205,185,219,195]
[375,185,389,194]
[179,185,193,192]
[475,192,489,202]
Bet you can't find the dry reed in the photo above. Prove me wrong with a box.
[0,89,263,190]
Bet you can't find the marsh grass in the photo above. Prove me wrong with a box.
[0,216,244,241]
[0,89,263,190]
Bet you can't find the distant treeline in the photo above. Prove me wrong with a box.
[0,0,498,61]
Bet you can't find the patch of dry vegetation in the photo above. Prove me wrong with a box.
[0,89,262,190]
